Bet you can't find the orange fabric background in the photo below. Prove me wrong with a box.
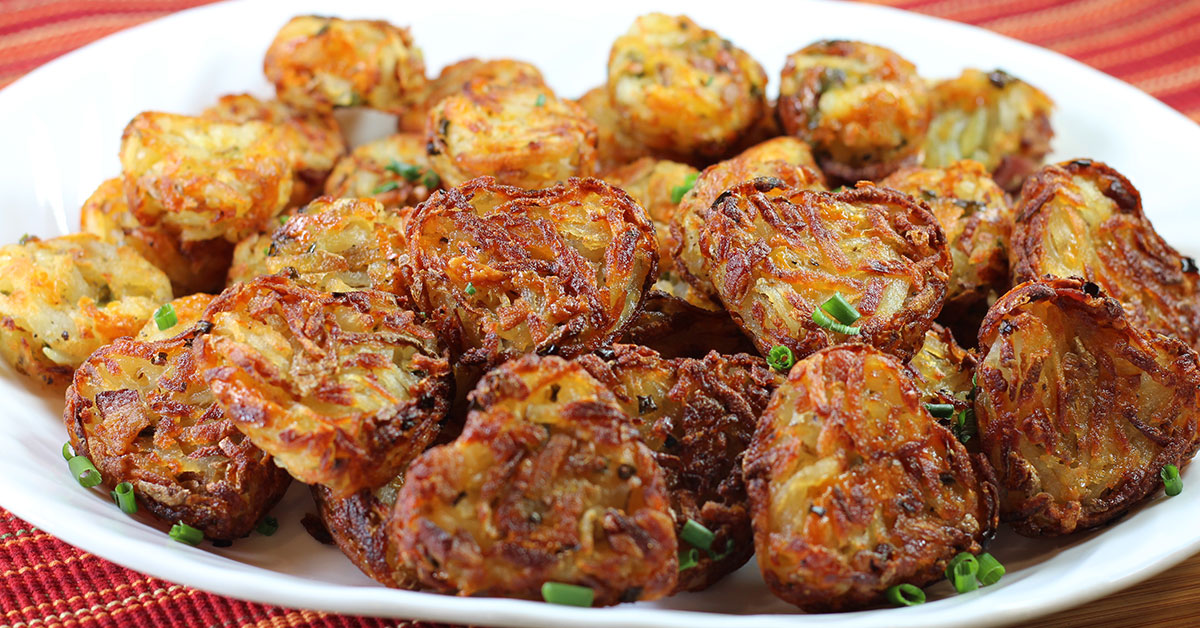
[1,1,1198,627]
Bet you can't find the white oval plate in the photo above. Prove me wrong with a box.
[2,1,1199,626]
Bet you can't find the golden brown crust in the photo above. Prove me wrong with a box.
[882,160,1013,319]
[577,345,780,592]
[120,112,294,243]
[136,293,214,342]
[392,354,677,605]
[907,323,977,413]
[398,58,546,134]
[1011,159,1200,351]
[672,137,826,298]
[575,87,651,171]
[64,329,291,540]
[778,40,931,184]
[250,197,411,298]
[425,82,598,189]
[81,177,234,296]
[924,69,1054,192]
[744,344,998,611]
[602,157,698,274]
[405,177,658,369]
[263,16,427,114]
[202,93,347,206]
[195,276,452,498]
[312,477,418,589]
[323,134,440,210]
[607,13,768,164]
[699,179,950,361]
[0,233,172,387]
[975,278,1200,536]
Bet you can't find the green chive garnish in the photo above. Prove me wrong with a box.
[820,293,861,325]
[680,518,715,551]
[1163,464,1183,496]
[670,173,699,204]
[885,583,925,606]
[976,553,1005,586]
[373,181,400,194]
[924,403,955,419]
[111,482,137,514]
[678,547,699,571]
[18,234,33,245]
[464,282,477,295]
[535,93,546,107]
[153,303,177,331]
[541,582,594,607]
[946,552,979,593]
[169,522,203,546]
[422,170,440,189]
[953,409,977,444]
[812,308,860,335]
[61,442,74,461]
[256,516,279,536]
[767,345,794,372]
[67,455,101,488]
[386,160,422,181]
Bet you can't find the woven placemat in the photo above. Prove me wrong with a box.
[2,1,1199,627]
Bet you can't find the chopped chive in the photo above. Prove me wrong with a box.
[153,303,177,331]
[703,75,714,86]
[946,552,980,593]
[67,455,101,488]
[422,170,440,189]
[111,482,137,514]
[953,409,977,444]
[1163,464,1183,496]
[977,553,1005,586]
[820,293,861,325]
[812,308,860,335]
[535,93,546,107]
[169,522,203,546]
[885,583,925,606]
[277,214,289,225]
[766,345,794,372]
[680,518,715,551]
[386,160,422,181]
[541,582,594,607]
[670,172,699,204]
[708,538,734,561]
[924,403,955,419]
[464,282,477,295]
[256,516,279,536]
[373,181,401,194]
[18,234,33,245]
[678,547,699,571]
[61,442,74,461]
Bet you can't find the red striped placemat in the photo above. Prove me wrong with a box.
[2,2,1198,627]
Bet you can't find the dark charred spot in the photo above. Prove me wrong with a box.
[619,587,643,603]
[61,331,69,340]
[151,352,168,366]
[663,433,680,451]
[874,543,893,559]
[1103,178,1138,211]
[753,176,787,192]
[1183,257,1198,274]
[999,321,1015,335]
[1082,281,1101,297]
[810,505,826,516]
[426,141,441,156]
[594,346,615,360]
[400,419,416,430]
[1069,158,1093,168]
[537,343,558,356]
[713,190,736,207]
[939,472,956,485]
[438,118,450,136]
[452,491,467,506]
[285,266,299,279]
[617,464,636,480]
[528,511,542,525]
[417,395,437,410]
[987,69,1015,88]
[196,320,213,334]
[548,384,560,402]
[636,395,657,414]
